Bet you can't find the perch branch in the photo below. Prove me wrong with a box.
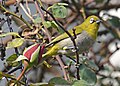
[40,6,80,80]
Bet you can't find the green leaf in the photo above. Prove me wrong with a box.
[80,66,97,85]
[6,54,18,62]
[34,17,42,24]
[7,38,24,49]
[49,77,70,85]
[0,32,21,38]
[6,54,19,67]
[43,21,52,28]
[52,4,67,18]
[72,80,88,86]
[12,55,28,63]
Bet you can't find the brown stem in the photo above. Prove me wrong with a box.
[34,1,51,41]
[55,55,69,80]
[17,61,29,81]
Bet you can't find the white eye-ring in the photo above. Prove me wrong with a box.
[90,18,95,24]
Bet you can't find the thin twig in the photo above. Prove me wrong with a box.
[16,0,34,22]
[7,65,22,74]
[34,0,51,41]
[56,55,69,80]
[20,3,34,21]
[26,0,32,15]
[40,6,80,80]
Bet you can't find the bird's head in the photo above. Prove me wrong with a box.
[84,15,101,28]
[82,15,101,39]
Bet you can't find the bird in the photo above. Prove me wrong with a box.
[42,15,101,59]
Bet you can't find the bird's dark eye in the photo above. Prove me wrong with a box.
[90,18,95,24]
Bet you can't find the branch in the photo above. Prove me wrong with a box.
[40,6,80,80]
[55,55,69,80]
[25,0,32,15]
[34,0,51,41]
[7,65,22,74]
[16,0,34,22]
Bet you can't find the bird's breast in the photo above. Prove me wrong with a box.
[57,31,95,55]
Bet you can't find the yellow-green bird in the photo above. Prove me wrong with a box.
[42,15,101,58]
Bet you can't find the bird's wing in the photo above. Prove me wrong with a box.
[46,25,83,47]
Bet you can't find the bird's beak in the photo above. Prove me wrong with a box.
[96,20,102,24]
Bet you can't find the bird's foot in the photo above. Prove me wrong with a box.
[75,63,80,68]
